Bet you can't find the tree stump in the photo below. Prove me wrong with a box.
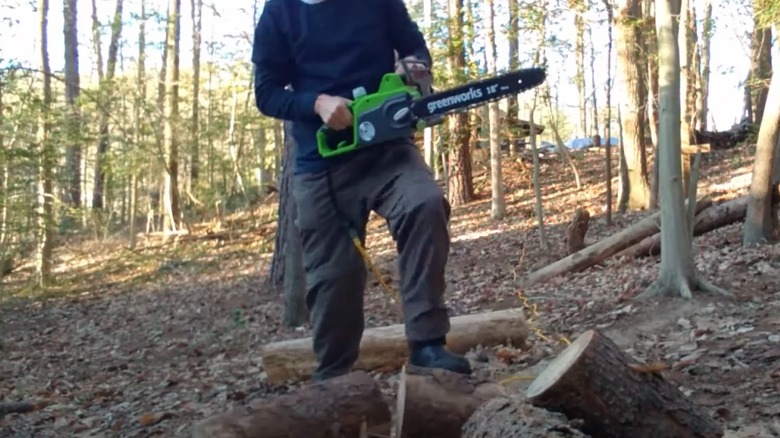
[565,208,590,254]
[461,394,590,438]
[395,365,505,438]
[191,371,391,438]
[525,330,723,438]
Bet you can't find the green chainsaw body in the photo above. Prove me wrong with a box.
[315,65,546,158]
[316,73,422,158]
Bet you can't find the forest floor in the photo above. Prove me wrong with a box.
[1,142,779,437]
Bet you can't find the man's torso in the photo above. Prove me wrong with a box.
[276,0,398,173]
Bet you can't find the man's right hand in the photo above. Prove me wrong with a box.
[314,94,352,130]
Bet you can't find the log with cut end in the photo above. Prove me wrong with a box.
[525,329,723,438]
[461,394,590,438]
[262,308,527,383]
[191,371,391,438]
[395,365,506,438]
[521,198,712,288]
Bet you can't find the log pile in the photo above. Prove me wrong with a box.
[194,328,723,438]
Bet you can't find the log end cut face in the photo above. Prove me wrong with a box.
[526,330,594,399]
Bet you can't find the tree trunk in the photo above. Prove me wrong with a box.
[130,0,147,249]
[36,0,54,287]
[506,0,520,152]
[446,0,474,206]
[190,0,202,183]
[573,0,587,138]
[645,1,661,208]
[191,371,391,438]
[62,0,81,208]
[395,365,506,438]
[162,0,182,232]
[589,28,600,139]
[422,0,434,168]
[616,0,650,210]
[281,122,308,327]
[91,0,124,210]
[603,0,614,224]
[262,307,528,383]
[743,68,780,245]
[637,0,731,300]
[485,0,504,219]
[748,2,772,125]
[565,207,590,254]
[696,0,712,131]
[526,330,723,438]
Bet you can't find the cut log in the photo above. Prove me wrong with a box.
[395,364,506,438]
[262,308,527,383]
[525,329,723,438]
[617,195,751,258]
[191,371,391,438]
[520,198,713,288]
[461,394,590,438]
[565,208,590,254]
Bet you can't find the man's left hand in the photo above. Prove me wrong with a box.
[395,56,431,86]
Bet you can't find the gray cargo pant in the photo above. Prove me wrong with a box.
[292,139,451,381]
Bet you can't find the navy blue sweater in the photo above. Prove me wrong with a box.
[251,0,432,174]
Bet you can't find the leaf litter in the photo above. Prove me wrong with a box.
[1,143,779,437]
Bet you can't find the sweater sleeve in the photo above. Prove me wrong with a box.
[251,1,319,122]
[386,0,432,67]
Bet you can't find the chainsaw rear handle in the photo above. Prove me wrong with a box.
[316,96,360,158]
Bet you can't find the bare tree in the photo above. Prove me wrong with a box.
[63,0,81,208]
[743,67,780,245]
[161,0,182,232]
[485,0,505,219]
[615,0,650,210]
[90,0,125,209]
[637,0,731,301]
[190,0,203,184]
[36,0,54,287]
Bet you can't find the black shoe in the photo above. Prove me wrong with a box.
[408,339,472,375]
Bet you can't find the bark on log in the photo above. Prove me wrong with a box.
[565,208,590,254]
[521,198,712,288]
[191,371,391,438]
[461,394,590,438]
[262,308,528,383]
[617,195,750,258]
[525,329,723,438]
[395,364,506,438]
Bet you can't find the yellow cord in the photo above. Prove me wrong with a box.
[352,236,400,302]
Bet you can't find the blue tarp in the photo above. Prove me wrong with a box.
[564,137,619,149]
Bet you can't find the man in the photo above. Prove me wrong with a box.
[251,0,472,381]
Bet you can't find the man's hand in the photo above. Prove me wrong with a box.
[314,94,352,130]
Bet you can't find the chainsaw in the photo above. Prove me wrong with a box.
[316,60,546,158]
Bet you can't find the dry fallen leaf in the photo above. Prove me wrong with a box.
[137,412,173,427]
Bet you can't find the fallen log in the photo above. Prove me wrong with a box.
[191,371,391,438]
[461,394,590,438]
[617,195,750,258]
[520,198,712,288]
[525,329,723,438]
[395,365,506,438]
[262,308,528,383]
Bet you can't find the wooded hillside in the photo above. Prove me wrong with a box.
[1,0,779,437]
